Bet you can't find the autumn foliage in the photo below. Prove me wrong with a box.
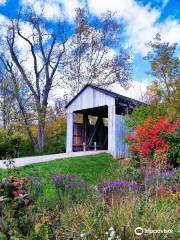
[127,117,180,167]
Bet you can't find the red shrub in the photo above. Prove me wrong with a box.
[127,117,180,167]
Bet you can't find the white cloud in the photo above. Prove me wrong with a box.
[0,0,6,5]
[20,0,180,55]
[60,0,84,22]
[87,0,180,55]
[0,14,9,41]
[159,18,180,44]
[0,13,9,25]
[20,0,83,22]
[112,80,149,101]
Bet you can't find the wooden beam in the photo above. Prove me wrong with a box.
[87,117,101,146]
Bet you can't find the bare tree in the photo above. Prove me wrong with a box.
[0,72,15,138]
[61,9,132,97]
[0,65,37,147]
[0,10,67,152]
[0,8,132,152]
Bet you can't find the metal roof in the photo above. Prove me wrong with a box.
[65,84,142,108]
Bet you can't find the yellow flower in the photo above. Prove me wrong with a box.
[35,223,42,234]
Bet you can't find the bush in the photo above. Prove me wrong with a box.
[126,102,167,128]
[0,176,34,238]
[0,142,15,159]
[45,134,66,154]
[127,117,180,168]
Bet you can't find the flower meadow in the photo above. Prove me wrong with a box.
[0,153,179,240]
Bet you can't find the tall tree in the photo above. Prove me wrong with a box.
[0,66,37,147]
[61,9,132,97]
[144,34,180,109]
[0,11,67,152]
[0,72,16,138]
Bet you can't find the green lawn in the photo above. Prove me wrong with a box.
[0,153,123,204]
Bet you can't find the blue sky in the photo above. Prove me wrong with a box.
[0,0,179,100]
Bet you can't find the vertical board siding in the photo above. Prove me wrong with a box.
[66,86,130,158]
[67,86,115,113]
[115,115,129,158]
[66,113,74,152]
[108,105,116,157]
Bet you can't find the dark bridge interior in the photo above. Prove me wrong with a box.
[73,106,108,152]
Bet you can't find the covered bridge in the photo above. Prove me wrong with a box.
[65,84,141,158]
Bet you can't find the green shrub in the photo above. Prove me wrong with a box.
[19,139,34,157]
[0,142,15,159]
[126,102,167,128]
[45,134,66,154]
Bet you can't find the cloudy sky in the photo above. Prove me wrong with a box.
[0,0,179,100]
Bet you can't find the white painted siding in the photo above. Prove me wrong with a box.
[66,113,74,152]
[67,86,115,113]
[115,115,129,158]
[108,105,116,157]
[66,85,129,158]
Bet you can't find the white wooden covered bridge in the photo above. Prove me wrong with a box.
[65,84,141,158]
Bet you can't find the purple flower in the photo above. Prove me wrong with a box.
[160,171,175,179]
[29,176,41,188]
[52,174,86,190]
[66,175,76,179]
[128,181,138,191]
[52,175,65,186]
[99,180,138,196]
[76,180,86,186]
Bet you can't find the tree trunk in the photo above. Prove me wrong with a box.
[20,106,38,152]
[37,121,45,152]
[37,107,46,152]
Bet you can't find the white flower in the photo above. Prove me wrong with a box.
[105,231,109,235]
[109,226,114,232]
[80,233,85,237]
[116,235,121,240]
[109,230,115,238]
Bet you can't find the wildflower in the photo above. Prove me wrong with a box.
[109,229,115,238]
[52,175,65,186]
[99,180,138,195]
[66,175,76,179]
[116,235,121,240]
[30,177,41,187]
[160,171,174,179]
[76,180,86,186]
[11,180,22,187]
[80,233,86,237]
[109,227,114,232]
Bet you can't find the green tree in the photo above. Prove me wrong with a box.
[144,33,180,117]
[126,102,167,128]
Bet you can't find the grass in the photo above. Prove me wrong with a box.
[1,153,119,183]
[1,153,179,239]
[0,153,123,205]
